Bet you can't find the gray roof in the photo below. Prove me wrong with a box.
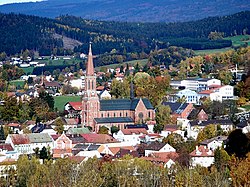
[190,119,233,127]
[162,102,189,114]
[27,133,53,143]
[100,98,154,111]
[200,136,228,145]
[94,117,134,124]
[67,127,90,135]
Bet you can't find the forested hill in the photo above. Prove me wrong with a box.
[0,0,249,23]
[0,11,250,56]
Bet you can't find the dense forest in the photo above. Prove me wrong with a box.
[0,11,249,57]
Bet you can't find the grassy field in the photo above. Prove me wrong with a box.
[22,67,35,75]
[194,47,232,55]
[9,80,25,89]
[242,105,250,111]
[54,95,81,111]
[225,35,250,47]
[194,35,250,55]
[95,59,148,71]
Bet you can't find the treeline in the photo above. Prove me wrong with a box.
[0,11,249,57]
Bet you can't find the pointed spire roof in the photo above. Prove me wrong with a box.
[86,42,94,76]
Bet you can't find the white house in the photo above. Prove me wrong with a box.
[113,128,148,146]
[200,136,227,151]
[5,133,54,155]
[99,90,111,99]
[70,78,84,90]
[176,89,199,104]
[144,142,176,157]
[170,78,221,92]
[199,85,234,102]
[190,145,214,167]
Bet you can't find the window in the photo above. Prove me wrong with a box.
[108,113,109,117]
[120,112,122,117]
[126,112,128,117]
[114,113,116,117]
[101,113,103,117]
[148,111,151,118]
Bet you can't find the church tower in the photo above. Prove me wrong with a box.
[81,43,100,130]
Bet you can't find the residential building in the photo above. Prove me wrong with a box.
[199,85,234,102]
[162,102,193,119]
[170,78,221,92]
[190,145,214,167]
[144,142,176,157]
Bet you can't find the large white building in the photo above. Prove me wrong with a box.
[170,78,221,92]
[199,85,234,102]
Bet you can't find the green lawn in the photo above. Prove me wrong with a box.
[194,47,232,55]
[21,67,35,75]
[194,35,250,55]
[54,95,81,111]
[225,35,250,47]
[242,105,250,111]
[9,80,25,89]
[95,59,148,71]
[38,56,82,66]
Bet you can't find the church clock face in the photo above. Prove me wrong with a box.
[138,112,144,119]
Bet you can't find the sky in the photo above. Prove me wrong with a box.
[0,0,45,6]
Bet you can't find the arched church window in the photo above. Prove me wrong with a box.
[114,113,116,117]
[92,80,94,90]
[108,113,109,117]
[120,112,122,117]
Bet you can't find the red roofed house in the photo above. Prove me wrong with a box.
[199,85,234,102]
[189,145,214,167]
[7,123,21,134]
[113,128,148,146]
[65,102,83,118]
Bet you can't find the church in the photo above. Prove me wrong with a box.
[79,43,156,132]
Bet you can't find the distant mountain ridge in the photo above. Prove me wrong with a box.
[0,0,250,22]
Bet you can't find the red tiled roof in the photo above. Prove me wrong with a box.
[0,144,14,151]
[68,102,82,111]
[96,86,105,91]
[190,145,214,157]
[121,128,148,135]
[7,123,20,127]
[51,134,61,141]
[141,156,171,163]
[81,133,118,144]
[150,152,179,161]
[53,149,72,155]
[10,134,30,145]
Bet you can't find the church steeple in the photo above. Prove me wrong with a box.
[86,42,94,76]
[81,43,100,131]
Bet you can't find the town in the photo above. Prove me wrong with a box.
[0,42,250,186]
[0,7,250,187]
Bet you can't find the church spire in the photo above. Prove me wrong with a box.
[86,42,94,76]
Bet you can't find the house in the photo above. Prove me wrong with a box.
[5,133,54,155]
[139,133,163,143]
[73,144,102,159]
[6,123,21,134]
[162,102,193,119]
[190,145,214,167]
[200,136,227,151]
[53,133,72,158]
[170,78,221,92]
[199,85,234,102]
[64,102,83,118]
[99,90,111,99]
[144,142,176,157]
[187,108,208,121]
[175,89,200,104]
[113,128,148,146]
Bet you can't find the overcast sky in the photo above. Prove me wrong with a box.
[0,0,45,6]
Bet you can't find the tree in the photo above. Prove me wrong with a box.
[218,70,233,85]
[214,148,230,170]
[111,126,119,135]
[163,133,184,151]
[196,124,217,143]
[98,126,109,134]
[54,118,65,134]
[0,125,5,140]
[155,105,172,128]
[225,129,250,158]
